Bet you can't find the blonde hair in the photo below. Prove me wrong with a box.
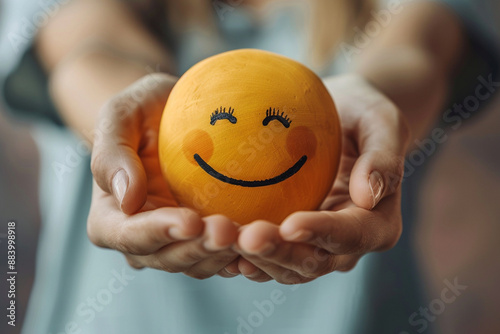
[164,0,376,68]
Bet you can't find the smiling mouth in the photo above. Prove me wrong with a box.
[193,154,307,187]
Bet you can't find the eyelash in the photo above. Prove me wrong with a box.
[262,108,292,128]
[210,107,237,125]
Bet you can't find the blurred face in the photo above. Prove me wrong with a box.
[159,49,341,224]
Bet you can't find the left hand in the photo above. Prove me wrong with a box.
[231,74,410,284]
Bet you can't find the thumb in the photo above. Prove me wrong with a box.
[91,98,147,215]
[349,150,405,210]
[90,73,177,214]
[348,100,409,210]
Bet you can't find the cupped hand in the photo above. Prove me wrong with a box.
[87,74,240,279]
[232,74,410,284]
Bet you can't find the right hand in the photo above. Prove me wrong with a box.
[87,73,241,279]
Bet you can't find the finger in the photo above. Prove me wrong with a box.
[217,267,239,278]
[349,102,409,209]
[185,250,239,279]
[125,255,145,270]
[226,258,241,275]
[349,150,405,210]
[239,256,313,285]
[336,255,362,272]
[241,253,359,282]
[88,195,204,254]
[218,258,241,278]
[237,220,280,255]
[238,221,336,279]
[280,205,401,254]
[91,74,177,214]
[91,97,146,214]
[184,216,240,279]
[202,215,239,251]
[133,215,238,275]
[237,258,272,282]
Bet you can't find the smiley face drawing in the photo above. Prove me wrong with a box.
[159,49,341,225]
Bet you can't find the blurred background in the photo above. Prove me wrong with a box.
[0,0,499,333]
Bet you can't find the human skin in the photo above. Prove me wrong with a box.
[38,0,463,282]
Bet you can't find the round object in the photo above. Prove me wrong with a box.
[159,49,341,225]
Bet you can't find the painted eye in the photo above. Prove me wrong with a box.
[262,108,291,128]
[210,107,237,125]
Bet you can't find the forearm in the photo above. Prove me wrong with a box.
[49,50,165,138]
[36,0,175,140]
[355,1,465,142]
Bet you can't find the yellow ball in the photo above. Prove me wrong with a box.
[159,49,341,225]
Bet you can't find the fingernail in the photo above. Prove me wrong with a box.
[112,169,128,207]
[283,230,313,242]
[245,270,261,279]
[225,267,240,276]
[369,171,384,209]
